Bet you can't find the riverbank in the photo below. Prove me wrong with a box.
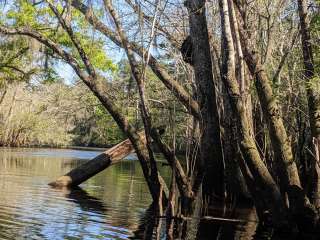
[0,144,109,152]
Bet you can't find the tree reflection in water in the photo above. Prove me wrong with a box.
[1,148,319,239]
[62,187,109,214]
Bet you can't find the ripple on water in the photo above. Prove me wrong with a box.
[0,148,156,239]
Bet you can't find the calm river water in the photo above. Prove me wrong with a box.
[0,147,299,240]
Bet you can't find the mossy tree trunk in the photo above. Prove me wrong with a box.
[297,0,320,209]
[219,0,288,226]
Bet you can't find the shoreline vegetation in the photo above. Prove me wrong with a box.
[0,82,127,148]
[0,145,109,152]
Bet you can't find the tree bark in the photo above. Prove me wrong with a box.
[234,3,320,227]
[234,5,311,214]
[219,0,288,226]
[185,0,225,201]
[297,0,320,209]
[49,134,145,187]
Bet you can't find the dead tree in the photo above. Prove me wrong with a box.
[49,134,146,187]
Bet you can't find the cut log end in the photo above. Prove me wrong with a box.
[48,175,73,188]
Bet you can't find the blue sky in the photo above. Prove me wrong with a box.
[55,43,126,85]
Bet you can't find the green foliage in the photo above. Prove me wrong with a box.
[0,36,37,86]
[1,1,191,151]
[7,0,39,27]
[310,5,320,92]
[5,0,117,73]
[0,1,120,146]
[94,105,125,144]
[306,76,320,93]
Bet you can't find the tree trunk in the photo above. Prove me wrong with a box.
[297,0,320,209]
[48,134,146,187]
[234,3,319,227]
[103,0,193,202]
[185,0,225,201]
[223,0,251,201]
[235,7,310,214]
[219,0,288,226]
[104,0,164,213]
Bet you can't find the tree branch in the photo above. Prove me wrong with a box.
[71,0,200,119]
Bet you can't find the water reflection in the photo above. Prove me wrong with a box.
[1,147,311,240]
[130,204,159,240]
[0,147,155,239]
[63,187,109,214]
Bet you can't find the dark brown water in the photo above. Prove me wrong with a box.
[0,147,296,240]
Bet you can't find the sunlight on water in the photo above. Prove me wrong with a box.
[0,147,153,240]
[0,147,277,240]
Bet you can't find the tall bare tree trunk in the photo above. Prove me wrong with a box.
[222,0,251,201]
[297,0,320,209]
[103,0,163,212]
[233,5,313,216]
[219,0,288,226]
[185,0,225,202]
[233,3,320,228]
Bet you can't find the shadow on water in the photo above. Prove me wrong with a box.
[130,204,159,240]
[61,186,109,214]
[1,147,319,239]
[130,200,320,240]
[0,147,152,239]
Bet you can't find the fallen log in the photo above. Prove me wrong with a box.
[49,133,146,188]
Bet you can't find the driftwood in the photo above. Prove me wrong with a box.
[49,133,146,187]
